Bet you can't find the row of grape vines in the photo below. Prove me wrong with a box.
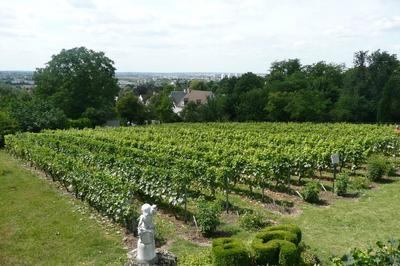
[5,123,400,227]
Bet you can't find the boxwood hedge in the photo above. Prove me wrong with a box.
[212,237,250,266]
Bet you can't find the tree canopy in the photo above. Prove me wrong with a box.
[33,47,119,123]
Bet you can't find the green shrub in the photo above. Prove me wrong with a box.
[276,239,300,266]
[331,239,400,266]
[350,175,370,190]
[264,224,302,245]
[299,248,320,266]
[0,111,18,147]
[239,212,269,231]
[251,224,302,265]
[252,237,280,265]
[212,238,250,266]
[367,155,387,181]
[66,118,93,129]
[302,181,320,203]
[196,199,221,237]
[386,162,397,177]
[256,230,298,245]
[336,172,349,196]
[252,238,299,266]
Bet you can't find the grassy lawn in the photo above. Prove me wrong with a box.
[281,178,400,263]
[0,150,126,265]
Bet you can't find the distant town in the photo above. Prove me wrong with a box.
[0,71,265,91]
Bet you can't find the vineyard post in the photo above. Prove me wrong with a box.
[184,180,188,223]
[331,153,339,192]
[224,175,229,213]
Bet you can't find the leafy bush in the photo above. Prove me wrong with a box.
[212,238,250,266]
[264,224,302,245]
[367,155,387,181]
[386,162,397,177]
[331,239,400,266]
[0,111,18,147]
[251,224,302,265]
[66,118,93,129]
[299,246,320,266]
[252,238,280,265]
[350,175,371,190]
[10,97,67,132]
[196,199,221,237]
[336,172,349,196]
[277,239,300,266]
[239,212,269,231]
[302,181,320,203]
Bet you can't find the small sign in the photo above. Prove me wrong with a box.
[331,153,340,165]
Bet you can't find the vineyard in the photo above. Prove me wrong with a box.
[4,123,400,230]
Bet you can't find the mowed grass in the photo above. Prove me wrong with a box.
[0,150,126,265]
[281,178,400,263]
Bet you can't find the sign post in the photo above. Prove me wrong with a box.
[331,153,339,192]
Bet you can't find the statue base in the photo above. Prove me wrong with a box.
[126,249,177,266]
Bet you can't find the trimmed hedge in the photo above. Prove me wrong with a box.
[212,237,250,266]
[262,224,302,245]
[251,224,302,266]
[252,236,280,265]
[276,240,298,266]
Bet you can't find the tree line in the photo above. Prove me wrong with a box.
[1,47,400,146]
[156,50,399,123]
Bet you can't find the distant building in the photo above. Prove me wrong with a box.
[170,89,213,114]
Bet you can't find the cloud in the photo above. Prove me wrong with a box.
[67,0,96,9]
[373,16,400,31]
[0,0,399,72]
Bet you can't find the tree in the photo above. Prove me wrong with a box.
[235,88,268,121]
[265,91,291,121]
[181,102,201,122]
[198,95,228,122]
[10,97,67,132]
[284,90,330,121]
[147,85,180,123]
[0,83,30,111]
[377,70,400,122]
[33,47,119,124]
[115,91,146,125]
[0,111,18,147]
[189,80,209,91]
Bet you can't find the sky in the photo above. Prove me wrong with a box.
[0,0,400,73]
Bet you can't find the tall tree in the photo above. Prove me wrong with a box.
[33,47,119,124]
[377,69,400,122]
[115,91,146,125]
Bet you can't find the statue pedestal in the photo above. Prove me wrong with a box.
[126,249,177,266]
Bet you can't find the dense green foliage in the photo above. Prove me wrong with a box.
[5,123,400,227]
[115,91,146,125]
[335,172,349,196]
[196,199,221,237]
[239,212,269,231]
[135,50,400,123]
[33,47,118,123]
[302,181,320,203]
[0,111,18,147]
[331,239,400,266]
[2,49,400,132]
[367,155,388,181]
[251,224,302,265]
[212,238,250,266]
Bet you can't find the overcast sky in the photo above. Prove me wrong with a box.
[1,0,399,72]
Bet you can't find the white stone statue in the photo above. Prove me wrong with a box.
[136,203,157,263]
